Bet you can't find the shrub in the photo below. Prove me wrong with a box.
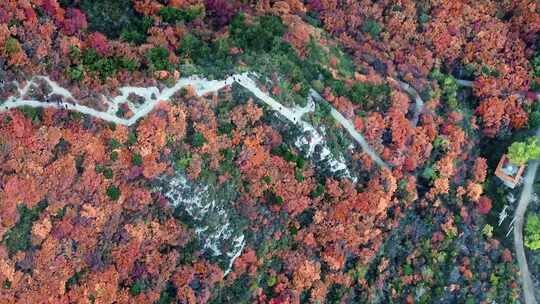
[507,137,540,165]
[174,154,192,171]
[158,6,204,24]
[525,213,540,250]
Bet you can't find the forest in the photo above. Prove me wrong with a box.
[0,0,540,303]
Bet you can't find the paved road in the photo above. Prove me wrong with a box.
[308,90,390,169]
[393,79,424,128]
[457,78,538,303]
[513,128,540,304]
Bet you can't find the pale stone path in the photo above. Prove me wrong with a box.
[1,72,393,275]
[1,72,389,169]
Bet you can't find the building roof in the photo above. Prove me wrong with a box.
[495,154,525,189]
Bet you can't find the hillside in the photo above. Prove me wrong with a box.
[0,1,540,303]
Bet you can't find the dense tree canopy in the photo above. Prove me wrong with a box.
[0,0,537,303]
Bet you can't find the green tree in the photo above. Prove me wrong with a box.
[146,47,172,71]
[190,132,207,148]
[2,201,48,256]
[532,52,540,78]
[177,33,210,59]
[106,185,121,201]
[362,19,382,39]
[158,6,204,24]
[430,69,459,110]
[507,137,540,165]
[349,82,390,108]
[67,65,84,81]
[230,14,286,52]
[79,0,150,42]
[132,153,143,166]
[525,213,540,250]
[4,37,20,54]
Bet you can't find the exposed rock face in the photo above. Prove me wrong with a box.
[159,172,245,275]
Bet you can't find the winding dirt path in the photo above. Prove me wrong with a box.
[390,78,424,128]
[306,90,390,170]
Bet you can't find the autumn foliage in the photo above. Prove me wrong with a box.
[0,0,529,302]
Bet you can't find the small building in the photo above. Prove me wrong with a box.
[495,154,525,189]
